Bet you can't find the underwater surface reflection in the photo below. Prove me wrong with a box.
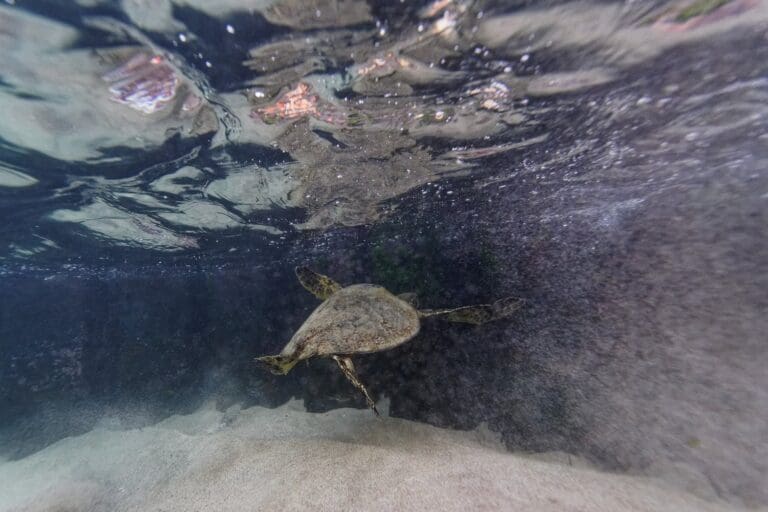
[0,0,761,258]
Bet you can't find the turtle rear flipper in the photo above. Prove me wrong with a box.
[255,354,299,375]
[332,355,379,416]
[419,297,523,325]
[295,266,342,300]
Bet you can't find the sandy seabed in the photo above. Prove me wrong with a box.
[0,400,749,512]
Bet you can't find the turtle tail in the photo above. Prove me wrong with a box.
[255,355,299,375]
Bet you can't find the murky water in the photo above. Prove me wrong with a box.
[0,1,767,510]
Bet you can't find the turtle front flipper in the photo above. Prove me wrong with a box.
[332,355,379,416]
[419,297,523,325]
[295,266,342,300]
[255,354,299,375]
[397,292,420,308]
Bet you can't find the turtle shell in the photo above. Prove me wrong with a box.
[280,284,420,360]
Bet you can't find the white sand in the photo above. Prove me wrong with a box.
[0,401,747,512]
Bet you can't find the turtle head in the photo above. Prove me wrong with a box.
[255,355,299,375]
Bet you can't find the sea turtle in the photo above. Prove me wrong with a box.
[256,266,522,415]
